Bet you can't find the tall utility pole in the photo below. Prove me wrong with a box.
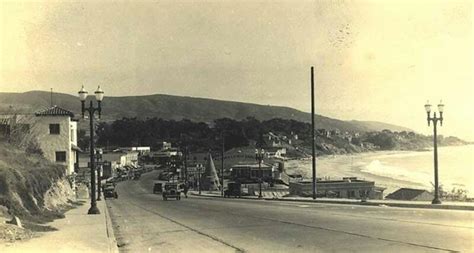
[311,66,317,200]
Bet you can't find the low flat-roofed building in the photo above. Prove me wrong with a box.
[289,177,385,199]
[385,188,433,201]
[229,163,275,184]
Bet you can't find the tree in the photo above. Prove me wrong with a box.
[77,129,89,151]
[365,132,397,150]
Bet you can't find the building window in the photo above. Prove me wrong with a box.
[70,129,74,142]
[55,151,66,162]
[49,124,60,135]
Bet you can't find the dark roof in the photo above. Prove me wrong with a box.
[35,106,74,117]
[386,188,430,200]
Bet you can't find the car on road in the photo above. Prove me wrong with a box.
[224,182,242,198]
[103,183,118,199]
[153,182,163,194]
[162,182,181,201]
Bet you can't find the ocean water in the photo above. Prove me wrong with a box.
[285,145,474,197]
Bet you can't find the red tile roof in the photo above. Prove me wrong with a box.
[35,105,74,117]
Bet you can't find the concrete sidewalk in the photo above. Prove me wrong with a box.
[191,191,474,211]
[0,199,118,253]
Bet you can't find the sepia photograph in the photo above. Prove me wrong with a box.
[0,0,472,252]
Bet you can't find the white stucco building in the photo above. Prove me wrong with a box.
[33,106,79,175]
[119,151,139,168]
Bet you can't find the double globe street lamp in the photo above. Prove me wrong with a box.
[197,163,203,195]
[255,148,265,199]
[424,100,444,205]
[79,85,104,214]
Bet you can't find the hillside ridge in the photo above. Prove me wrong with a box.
[0,90,412,133]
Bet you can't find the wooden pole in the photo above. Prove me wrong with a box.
[311,66,316,200]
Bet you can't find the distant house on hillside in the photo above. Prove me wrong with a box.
[385,188,433,201]
[330,129,341,137]
[264,132,283,147]
[317,129,330,138]
[265,147,287,159]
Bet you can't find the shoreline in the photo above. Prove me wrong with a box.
[284,145,474,197]
[287,143,474,162]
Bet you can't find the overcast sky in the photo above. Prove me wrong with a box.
[0,0,472,140]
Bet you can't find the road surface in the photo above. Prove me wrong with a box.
[106,171,473,252]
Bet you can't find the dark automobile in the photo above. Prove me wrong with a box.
[224,182,241,198]
[153,182,163,194]
[103,184,118,199]
[162,183,181,201]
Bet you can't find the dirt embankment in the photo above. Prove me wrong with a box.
[0,142,76,242]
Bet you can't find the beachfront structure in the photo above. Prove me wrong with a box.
[229,163,276,184]
[385,188,433,201]
[33,106,79,175]
[289,177,385,199]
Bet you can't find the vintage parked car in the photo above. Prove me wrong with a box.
[224,182,242,198]
[153,182,163,194]
[103,183,118,199]
[162,182,181,201]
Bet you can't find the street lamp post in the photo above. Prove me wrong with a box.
[197,163,203,195]
[255,148,264,199]
[78,85,104,215]
[180,134,189,185]
[184,146,188,184]
[96,148,103,201]
[171,163,176,182]
[425,100,444,205]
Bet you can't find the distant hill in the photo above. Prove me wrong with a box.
[0,91,412,133]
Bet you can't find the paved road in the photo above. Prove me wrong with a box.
[106,171,473,252]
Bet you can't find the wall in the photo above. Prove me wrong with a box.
[289,180,382,199]
[121,151,138,167]
[32,116,72,175]
[413,191,434,201]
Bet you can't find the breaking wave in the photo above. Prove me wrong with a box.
[361,160,432,188]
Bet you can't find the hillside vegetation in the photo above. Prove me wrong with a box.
[94,117,467,155]
[0,142,73,219]
[0,91,412,133]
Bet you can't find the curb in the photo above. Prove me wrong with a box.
[269,198,474,211]
[103,201,119,253]
[190,192,474,211]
